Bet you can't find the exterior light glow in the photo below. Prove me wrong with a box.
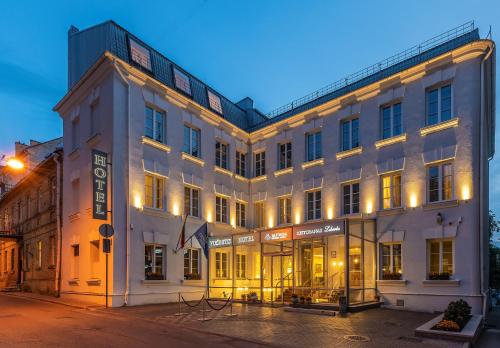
[295,211,301,225]
[409,193,418,208]
[206,211,213,223]
[172,202,180,216]
[366,201,373,214]
[133,195,142,210]
[338,261,344,267]
[462,185,471,200]
[6,157,24,170]
[231,217,236,228]
[327,207,334,220]
[268,216,274,229]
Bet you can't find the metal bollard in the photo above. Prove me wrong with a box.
[224,295,237,317]
[174,292,188,316]
[198,298,211,321]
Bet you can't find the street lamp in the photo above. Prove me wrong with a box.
[1,155,25,170]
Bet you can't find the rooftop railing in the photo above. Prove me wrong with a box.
[266,21,476,118]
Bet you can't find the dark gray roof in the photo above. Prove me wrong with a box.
[68,21,481,133]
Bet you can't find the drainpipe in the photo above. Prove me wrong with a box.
[53,151,62,297]
[113,59,131,305]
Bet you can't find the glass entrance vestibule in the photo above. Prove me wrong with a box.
[208,219,376,306]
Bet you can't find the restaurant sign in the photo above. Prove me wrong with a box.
[208,236,233,248]
[233,232,260,246]
[260,228,292,242]
[292,220,345,240]
[92,150,108,220]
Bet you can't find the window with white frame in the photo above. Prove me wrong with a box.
[236,151,246,177]
[381,172,402,210]
[145,244,165,280]
[342,182,360,215]
[144,106,165,143]
[184,248,200,280]
[184,186,199,217]
[236,253,247,279]
[428,163,453,203]
[428,239,454,277]
[306,190,321,221]
[145,174,164,210]
[254,151,266,177]
[215,251,229,278]
[215,141,229,169]
[173,67,191,95]
[36,241,42,269]
[216,196,228,223]
[426,84,452,125]
[306,131,322,161]
[381,102,402,139]
[254,201,265,228]
[278,196,292,225]
[183,125,201,157]
[129,38,151,70]
[380,243,402,279]
[341,118,359,151]
[207,90,223,114]
[278,142,292,169]
[236,202,246,227]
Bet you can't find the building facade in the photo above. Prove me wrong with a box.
[54,21,495,314]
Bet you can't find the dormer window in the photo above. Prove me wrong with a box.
[207,90,223,114]
[129,39,151,70]
[173,68,191,95]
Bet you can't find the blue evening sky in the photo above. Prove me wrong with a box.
[0,1,499,218]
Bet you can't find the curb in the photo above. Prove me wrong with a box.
[1,292,98,310]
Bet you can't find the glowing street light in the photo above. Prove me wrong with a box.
[1,155,25,170]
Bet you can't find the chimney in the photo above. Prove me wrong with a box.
[236,97,254,110]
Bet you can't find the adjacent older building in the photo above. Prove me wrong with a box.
[54,21,495,314]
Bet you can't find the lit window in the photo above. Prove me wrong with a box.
[306,190,321,221]
[145,244,165,280]
[236,151,246,177]
[215,251,229,278]
[278,142,292,169]
[306,131,322,161]
[215,141,229,169]
[184,248,200,280]
[278,196,292,225]
[236,254,247,279]
[381,103,402,139]
[254,201,265,228]
[426,85,452,125]
[144,106,165,143]
[207,90,223,114]
[341,118,359,151]
[236,202,246,227]
[183,125,201,157]
[129,38,151,70]
[380,243,402,279]
[215,196,228,223]
[254,151,266,177]
[381,173,402,209]
[428,239,454,278]
[342,182,360,215]
[144,174,164,210]
[184,186,199,217]
[428,163,453,203]
[173,67,191,95]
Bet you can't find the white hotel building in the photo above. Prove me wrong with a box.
[54,21,495,314]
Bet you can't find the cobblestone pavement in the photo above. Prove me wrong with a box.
[109,301,462,348]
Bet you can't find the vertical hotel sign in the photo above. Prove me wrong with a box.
[92,150,108,220]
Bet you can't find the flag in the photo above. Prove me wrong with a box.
[193,223,209,258]
[176,215,188,251]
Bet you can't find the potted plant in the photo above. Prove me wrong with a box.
[249,292,258,302]
[382,272,402,280]
[290,294,299,305]
[431,299,471,332]
[299,296,305,304]
[429,272,450,280]
[305,296,312,305]
[241,294,247,301]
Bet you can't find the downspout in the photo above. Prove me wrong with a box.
[53,152,62,297]
[113,59,131,305]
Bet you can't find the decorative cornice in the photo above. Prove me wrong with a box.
[301,158,324,169]
[336,147,363,160]
[142,136,172,153]
[420,118,460,136]
[375,133,407,149]
[181,153,205,167]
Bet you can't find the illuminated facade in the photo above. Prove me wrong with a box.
[54,21,495,314]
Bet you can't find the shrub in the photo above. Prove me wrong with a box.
[382,272,402,280]
[443,299,471,328]
[433,319,461,332]
[429,272,450,280]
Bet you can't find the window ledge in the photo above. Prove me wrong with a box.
[142,136,171,153]
[420,118,460,136]
[422,279,460,287]
[86,133,102,147]
[375,133,407,149]
[274,167,294,177]
[250,175,267,183]
[423,200,459,211]
[234,174,249,182]
[141,207,169,218]
[68,148,80,161]
[301,158,324,169]
[336,147,363,160]
[377,207,405,217]
[142,279,170,285]
[68,279,80,286]
[86,279,101,286]
[214,166,233,177]
[182,153,205,166]
[376,279,407,286]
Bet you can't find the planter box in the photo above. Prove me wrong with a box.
[415,313,483,343]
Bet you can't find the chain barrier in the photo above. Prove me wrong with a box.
[204,296,232,311]
[181,294,205,308]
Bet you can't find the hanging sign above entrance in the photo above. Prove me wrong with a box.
[208,236,232,248]
[292,220,345,240]
[260,227,292,242]
[233,232,260,246]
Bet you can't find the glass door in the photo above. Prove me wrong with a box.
[262,253,292,304]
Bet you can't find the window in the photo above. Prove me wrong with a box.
[381,173,402,209]
[342,182,360,215]
[428,163,453,203]
[144,106,165,143]
[428,239,454,276]
[278,142,292,169]
[278,197,292,225]
[36,241,42,269]
[215,141,229,169]
[236,202,246,227]
[129,38,151,70]
[306,190,321,221]
[207,90,223,114]
[184,248,200,280]
[236,254,247,279]
[306,131,322,161]
[380,243,402,279]
[71,118,79,151]
[90,240,100,278]
[145,244,165,280]
[215,251,229,278]
[173,67,191,95]
[145,174,164,210]
[90,103,99,136]
[381,103,402,139]
[426,84,452,125]
[183,125,201,157]
[72,244,79,279]
[184,186,200,217]
[236,151,246,177]
[254,201,265,228]
[254,151,266,177]
[216,196,228,223]
[341,118,359,151]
